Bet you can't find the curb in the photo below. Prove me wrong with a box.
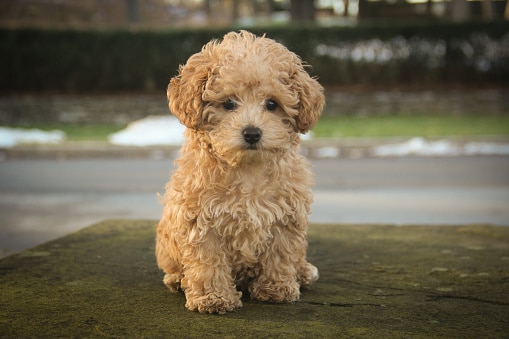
[2,136,509,160]
[0,142,181,160]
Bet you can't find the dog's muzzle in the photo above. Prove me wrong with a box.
[242,127,262,147]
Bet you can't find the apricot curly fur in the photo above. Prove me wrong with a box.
[156,30,324,314]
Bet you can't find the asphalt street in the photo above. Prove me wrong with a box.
[1,156,508,256]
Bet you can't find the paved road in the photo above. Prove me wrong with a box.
[1,156,508,256]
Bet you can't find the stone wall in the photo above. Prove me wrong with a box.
[1,89,507,127]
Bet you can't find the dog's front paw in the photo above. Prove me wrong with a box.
[186,292,243,314]
[249,280,300,303]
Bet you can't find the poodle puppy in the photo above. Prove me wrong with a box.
[156,30,324,314]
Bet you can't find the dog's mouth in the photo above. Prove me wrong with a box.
[245,143,259,150]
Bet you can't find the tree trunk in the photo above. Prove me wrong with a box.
[450,0,470,22]
[481,0,494,21]
[290,0,316,23]
[126,0,139,25]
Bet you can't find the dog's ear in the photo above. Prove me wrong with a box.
[167,45,213,129]
[293,68,325,134]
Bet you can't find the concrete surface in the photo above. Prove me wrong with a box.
[1,155,509,257]
[1,220,508,338]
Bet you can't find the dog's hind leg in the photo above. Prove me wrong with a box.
[162,272,183,292]
[155,226,183,292]
[298,262,319,289]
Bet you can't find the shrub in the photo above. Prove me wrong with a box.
[0,22,507,92]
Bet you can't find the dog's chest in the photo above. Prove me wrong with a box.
[200,175,282,265]
[217,170,290,227]
[196,167,291,235]
[213,186,280,229]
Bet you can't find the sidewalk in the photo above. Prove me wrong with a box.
[1,220,508,338]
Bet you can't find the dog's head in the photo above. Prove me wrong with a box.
[168,30,324,166]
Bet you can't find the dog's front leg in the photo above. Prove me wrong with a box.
[180,234,242,314]
[249,226,315,303]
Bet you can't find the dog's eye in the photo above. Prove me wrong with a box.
[222,99,237,111]
[265,99,278,112]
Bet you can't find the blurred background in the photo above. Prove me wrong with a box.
[1,0,508,28]
[0,0,508,257]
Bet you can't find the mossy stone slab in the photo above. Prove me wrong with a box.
[1,220,508,338]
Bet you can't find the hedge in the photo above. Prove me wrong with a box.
[0,21,508,92]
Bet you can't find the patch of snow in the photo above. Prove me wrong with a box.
[109,115,314,147]
[0,126,66,148]
[108,115,186,146]
[301,131,314,141]
[373,137,460,157]
[372,137,509,157]
[315,147,340,158]
[464,142,509,155]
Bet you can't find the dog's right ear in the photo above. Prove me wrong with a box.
[167,45,213,129]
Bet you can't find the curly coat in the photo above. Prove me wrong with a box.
[156,31,324,314]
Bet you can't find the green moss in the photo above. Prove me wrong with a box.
[1,221,508,338]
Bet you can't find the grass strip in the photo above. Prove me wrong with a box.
[7,114,509,141]
[312,115,509,138]
[8,124,124,142]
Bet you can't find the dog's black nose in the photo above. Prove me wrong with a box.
[242,127,262,145]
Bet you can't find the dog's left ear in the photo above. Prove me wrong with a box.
[293,68,325,134]
[167,44,213,129]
